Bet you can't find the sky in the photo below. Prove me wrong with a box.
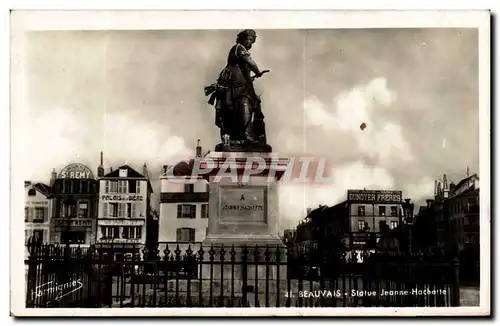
[18,28,479,230]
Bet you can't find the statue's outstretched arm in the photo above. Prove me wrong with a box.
[241,54,262,76]
[236,44,262,75]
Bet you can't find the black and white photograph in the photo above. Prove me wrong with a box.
[9,10,490,317]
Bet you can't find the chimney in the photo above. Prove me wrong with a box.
[143,162,148,177]
[110,167,113,172]
[196,139,202,158]
[443,173,449,199]
[50,168,57,187]
[426,199,434,208]
[467,166,470,177]
[97,151,105,177]
[24,181,31,187]
[306,208,312,215]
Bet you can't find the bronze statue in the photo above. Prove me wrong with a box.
[205,29,271,152]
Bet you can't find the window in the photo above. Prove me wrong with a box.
[136,181,141,194]
[61,201,77,218]
[201,204,209,218]
[127,203,136,218]
[177,204,196,219]
[379,206,386,216]
[24,207,29,222]
[118,203,126,217]
[63,180,72,193]
[105,180,110,193]
[390,206,398,217]
[118,180,127,193]
[101,226,118,239]
[390,221,398,230]
[78,202,88,218]
[357,220,366,231]
[34,207,45,222]
[33,229,44,243]
[176,228,195,242]
[357,205,365,216]
[379,220,387,232]
[134,226,142,239]
[109,203,119,217]
[128,180,137,193]
[109,181,118,193]
[119,169,128,178]
[184,184,194,193]
[61,231,86,244]
[28,189,36,196]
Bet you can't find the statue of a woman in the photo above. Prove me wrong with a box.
[205,29,271,152]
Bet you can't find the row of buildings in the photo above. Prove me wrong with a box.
[283,172,480,261]
[25,141,210,257]
[25,153,158,258]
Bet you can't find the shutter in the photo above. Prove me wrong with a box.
[131,203,136,218]
[103,203,108,218]
[189,229,195,242]
[119,203,125,217]
[105,180,109,193]
[176,228,181,241]
[44,207,49,222]
[191,205,196,219]
[43,229,48,243]
[177,205,182,218]
[28,207,34,222]
[136,181,141,194]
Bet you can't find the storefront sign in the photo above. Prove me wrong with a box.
[26,201,49,206]
[52,218,93,227]
[347,190,402,203]
[98,219,144,226]
[98,238,143,244]
[59,163,95,179]
[100,194,144,201]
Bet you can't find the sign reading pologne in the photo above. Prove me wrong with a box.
[101,194,144,201]
[220,186,266,223]
[347,190,403,203]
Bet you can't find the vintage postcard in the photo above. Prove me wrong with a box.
[10,10,490,317]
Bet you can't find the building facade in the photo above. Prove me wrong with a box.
[25,182,52,245]
[448,174,480,253]
[294,189,405,251]
[49,163,99,247]
[95,163,153,257]
[158,141,209,252]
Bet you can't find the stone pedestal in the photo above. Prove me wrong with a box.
[199,151,289,306]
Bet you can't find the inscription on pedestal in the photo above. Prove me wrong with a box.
[219,186,267,223]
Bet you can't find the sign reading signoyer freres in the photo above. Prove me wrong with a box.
[220,186,266,223]
[347,190,403,203]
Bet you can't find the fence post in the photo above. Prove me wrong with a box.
[451,256,461,306]
[25,244,39,308]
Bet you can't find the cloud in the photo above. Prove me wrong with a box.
[25,107,194,182]
[406,176,435,204]
[305,77,412,164]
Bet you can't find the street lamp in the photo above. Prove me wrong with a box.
[403,198,415,253]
